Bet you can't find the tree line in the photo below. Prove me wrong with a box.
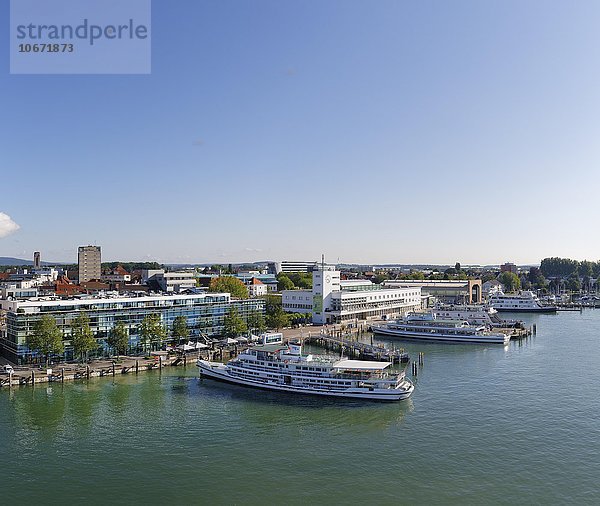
[540,257,600,279]
[23,305,288,365]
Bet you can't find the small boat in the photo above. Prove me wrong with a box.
[197,343,414,401]
[372,316,510,345]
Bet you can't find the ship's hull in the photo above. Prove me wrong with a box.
[372,326,509,345]
[492,306,557,313]
[197,360,413,401]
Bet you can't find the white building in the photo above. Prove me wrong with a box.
[280,261,319,273]
[154,271,197,293]
[32,268,60,284]
[101,266,132,283]
[247,278,267,297]
[141,269,165,284]
[282,266,422,324]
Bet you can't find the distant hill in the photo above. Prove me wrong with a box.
[0,257,66,266]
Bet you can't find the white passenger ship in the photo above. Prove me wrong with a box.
[372,316,510,345]
[197,343,414,401]
[488,290,557,313]
[409,305,520,328]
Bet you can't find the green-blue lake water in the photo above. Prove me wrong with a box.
[1,311,599,504]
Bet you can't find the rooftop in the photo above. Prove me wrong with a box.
[333,359,390,370]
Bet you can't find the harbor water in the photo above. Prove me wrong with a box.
[1,311,599,504]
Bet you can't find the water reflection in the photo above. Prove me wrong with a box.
[10,385,67,432]
[193,378,414,433]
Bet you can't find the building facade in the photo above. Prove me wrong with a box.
[267,261,323,275]
[78,245,101,283]
[500,262,518,274]
[282,267,422,324]
[247,278,267,297]
[383,279,482,304]
[0,293,265,364]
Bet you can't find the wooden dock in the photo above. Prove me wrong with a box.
[301,334,410,364]
[0,353,197,389]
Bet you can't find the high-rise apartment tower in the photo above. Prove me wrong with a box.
[78,245,101,282]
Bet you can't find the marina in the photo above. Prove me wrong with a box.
[1,310,599,504]
[302,334,410,363]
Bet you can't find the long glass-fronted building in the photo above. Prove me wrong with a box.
[0,292,265,364]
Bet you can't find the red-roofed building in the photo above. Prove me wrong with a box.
[247,277,267,297]
[54,275,82,296]
[101,265,132,283]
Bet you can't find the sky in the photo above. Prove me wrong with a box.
[1,0,600,265]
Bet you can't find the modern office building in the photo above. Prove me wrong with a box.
[78,245,101,283]
[282,266,422,324]
[268,261,320,274]
[154,271,197,292]
[0,292,265,364]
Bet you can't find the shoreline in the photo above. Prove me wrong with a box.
[0,353,209,388]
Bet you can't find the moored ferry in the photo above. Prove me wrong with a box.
[409,305,521,328]
[488,290,558,313]
[372,317,510,345]
[197,343,414,401]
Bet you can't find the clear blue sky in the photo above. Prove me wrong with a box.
[2,0,600,265]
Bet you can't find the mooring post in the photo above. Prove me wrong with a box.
[31,370,35,385]
[112,362,115,376]
[135,360,139,374]
[61,368,65,382]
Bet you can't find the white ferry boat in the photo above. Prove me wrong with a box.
[410,305,520,328]
[372,317,510,345]
[488,290,557,313]
[197,343,414,401]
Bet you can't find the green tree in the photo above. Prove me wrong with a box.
[223,308,248,337]
[263,294,283,316]
[499,271,521,292]
[276,274,295,291]
[528,267,548,290]
[26,315,64,365]
[287,272,312,289]
[107,322,129,356]
[566,274,581,292]
[138,314,167,353]
[267,307,290,330]
[373,273,387,284]
[579,260,593,279]
[209,276,248,299]
[172,315,189,344]
[247,311,266,334]
[70,312,97,362]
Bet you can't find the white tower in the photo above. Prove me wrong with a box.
[312,257,340,324]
